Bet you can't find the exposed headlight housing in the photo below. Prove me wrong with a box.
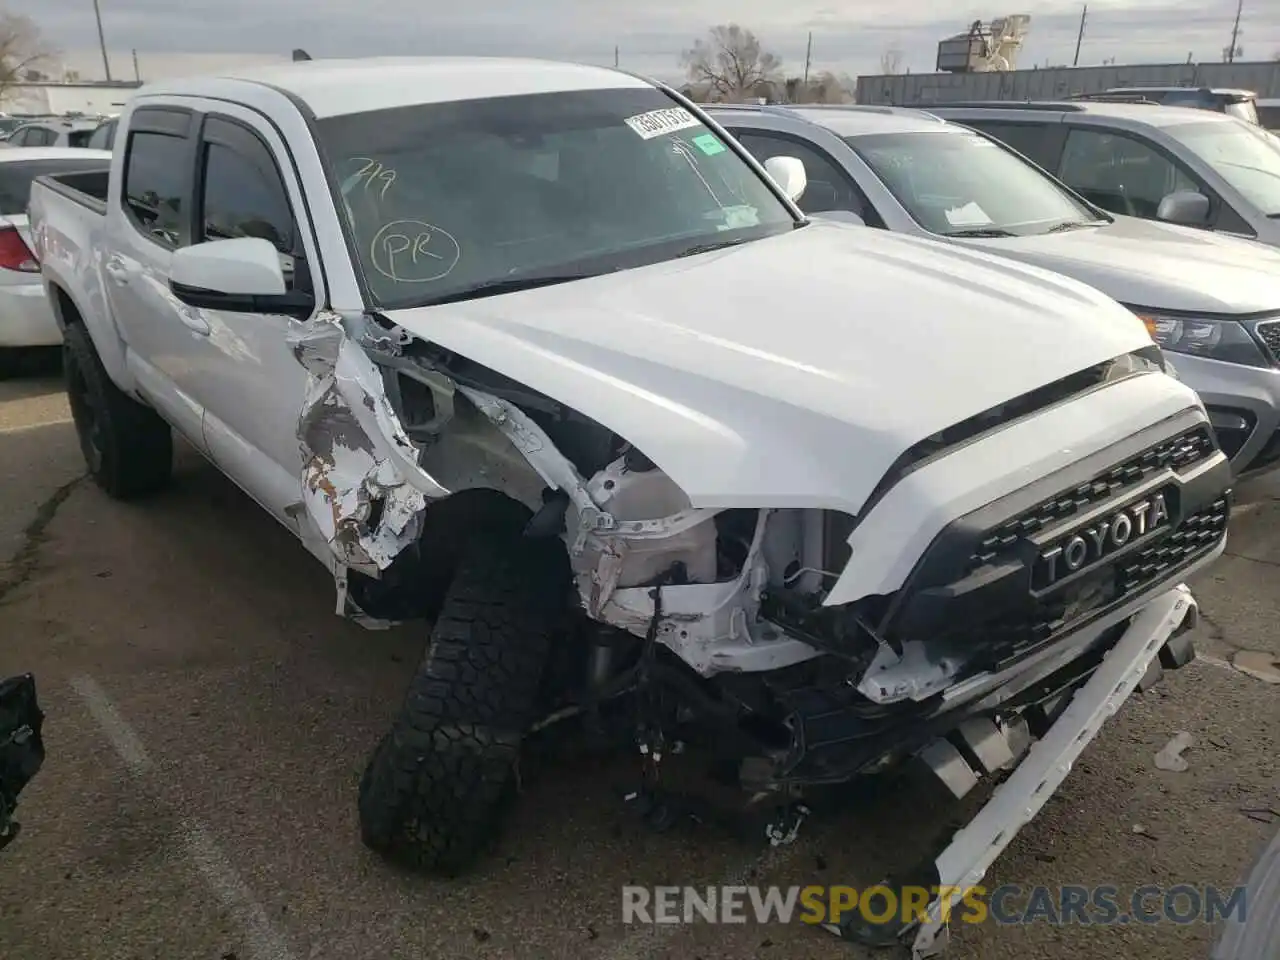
[1127,309,1271,368]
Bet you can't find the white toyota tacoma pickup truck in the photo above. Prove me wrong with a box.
[30,58,1233,956]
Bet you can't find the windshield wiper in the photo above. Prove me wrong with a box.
[418,272,603,307]
[945,227,1017,238]
[1045,220,1106,233]
[674,237,755,258]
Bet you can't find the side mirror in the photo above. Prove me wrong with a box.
[764,155,807,203]
[169,237,313,318]
[809,210,866,227]
[1156,190,1211,227]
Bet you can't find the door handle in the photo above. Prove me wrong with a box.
[104,261,129,285]
[178,308,211,336]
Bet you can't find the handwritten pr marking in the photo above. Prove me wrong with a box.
[370,220,461,283]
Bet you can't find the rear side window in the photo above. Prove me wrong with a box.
[122,131,189,245]
[67,129,93,148]
[87,120,117,151]
[961,121,1062,169]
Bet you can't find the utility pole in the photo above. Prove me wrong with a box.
[614,45,619,68]
[1073,4,1087,66]
[91,0,113,81]
[131,48,140,82]
[802,31,813,85]
[1227,0,1243,62]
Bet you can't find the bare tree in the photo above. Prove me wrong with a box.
[879,45,904,75]
[806,70,856,103]
[681,24,782,102]
[0,13,55,105]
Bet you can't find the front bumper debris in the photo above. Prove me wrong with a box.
[910,584,1197,957]
[825,584,1198,957]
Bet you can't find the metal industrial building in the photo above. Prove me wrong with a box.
[857,60,1280,106]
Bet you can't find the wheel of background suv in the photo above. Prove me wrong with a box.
[357,535,570,875]
[63,323,173,498]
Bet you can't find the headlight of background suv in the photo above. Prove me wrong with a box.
[1129,310,1271,368]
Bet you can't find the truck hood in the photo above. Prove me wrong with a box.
[964,216,1280,315]
[385,220,1156,515]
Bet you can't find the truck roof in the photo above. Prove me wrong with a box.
[146,56,654,119]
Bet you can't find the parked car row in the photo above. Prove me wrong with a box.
[707,101,1280,477]
[19,57,1241,956]
[0,114,117,150]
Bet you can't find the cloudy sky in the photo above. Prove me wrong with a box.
[30,0,1280,83]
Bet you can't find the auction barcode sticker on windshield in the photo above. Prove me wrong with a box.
[625,107,701,139]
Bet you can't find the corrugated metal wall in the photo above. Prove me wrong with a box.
[857,61,1280,105]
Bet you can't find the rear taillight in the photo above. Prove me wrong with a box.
[0,226,37,272]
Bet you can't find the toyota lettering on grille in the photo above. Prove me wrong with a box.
[1038,493,1170,587]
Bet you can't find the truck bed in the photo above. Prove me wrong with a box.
[32,170,109,217]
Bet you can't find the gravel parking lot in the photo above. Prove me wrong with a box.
[2,371,1277,960]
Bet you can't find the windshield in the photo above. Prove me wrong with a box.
[1164,120,1280,216]
[845,129,1098,237]
[314,88,797,309]
[0,158,111,215]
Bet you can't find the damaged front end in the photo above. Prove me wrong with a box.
[287,314,1229,795]
[290,314,1231,955]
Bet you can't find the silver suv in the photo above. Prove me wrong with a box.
[923,100,1280,249]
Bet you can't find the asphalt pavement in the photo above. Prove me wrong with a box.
[1,372,1276,960]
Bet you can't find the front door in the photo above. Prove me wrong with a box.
[168,105,321,530]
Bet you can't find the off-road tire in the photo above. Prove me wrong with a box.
[63,322,172,498]
[357,536,570,875]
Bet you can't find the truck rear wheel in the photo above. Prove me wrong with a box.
[63,323,173,499]
[357,536,569,875]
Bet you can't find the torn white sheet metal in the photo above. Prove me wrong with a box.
[900,585,1197,958]
[455,384,605,545]
[290,314,448,574]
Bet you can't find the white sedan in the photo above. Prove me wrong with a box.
[1,147,112,377]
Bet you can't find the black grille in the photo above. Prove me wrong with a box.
[942,497,1229,667]
[1254,320,1280,362]
[968,426,1216,574]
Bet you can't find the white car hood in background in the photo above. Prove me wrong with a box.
[967,216,1280,315]
[387,220,1155,515]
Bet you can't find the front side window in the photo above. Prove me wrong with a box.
[846,128,1096,237]
[730,131,867,217]
[1057,128,1199,218]
[67,128,94,148]
[1163,120,1280,216]
[198,121,296,254]
[315,88,798,309]
[122,131,188,245]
